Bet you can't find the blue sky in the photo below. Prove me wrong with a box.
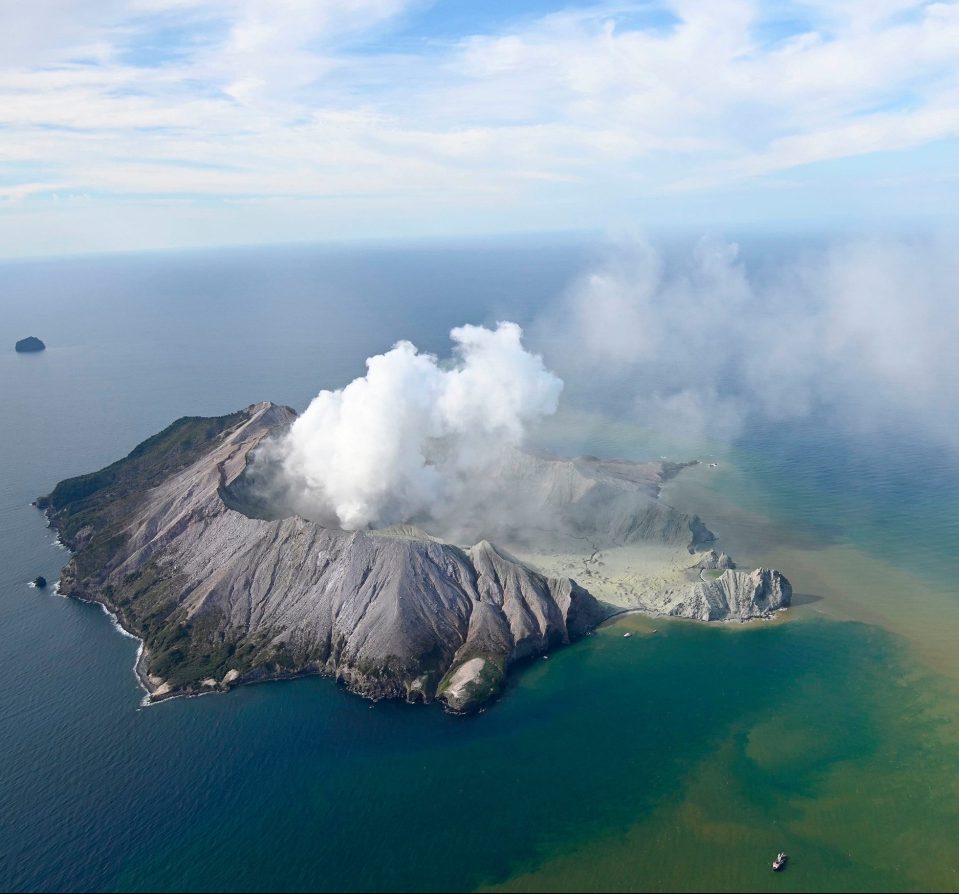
[1,0,957,257]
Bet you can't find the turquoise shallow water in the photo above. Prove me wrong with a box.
[2,242,959,892]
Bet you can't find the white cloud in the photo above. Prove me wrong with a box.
[275,321,563,529]
[536,231,959,453]
[0,0,957,254]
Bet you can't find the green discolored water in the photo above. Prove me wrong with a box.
[11,582,957,892]
[493,616,959,892]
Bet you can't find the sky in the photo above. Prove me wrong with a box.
[1,0,957,257]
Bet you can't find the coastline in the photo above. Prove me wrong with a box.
[41,486,785,712]
[43,562,154,706]
[597,604,789,635]
[43,503,789,712]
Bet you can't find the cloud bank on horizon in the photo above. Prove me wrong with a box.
[1,0,958,255]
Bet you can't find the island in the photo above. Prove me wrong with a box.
[38,402,791,712]
[15,336,46,352]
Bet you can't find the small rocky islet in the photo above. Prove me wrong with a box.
[15,336,46,353]
[38,402,791,712]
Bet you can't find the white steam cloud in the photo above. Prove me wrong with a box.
[538,233,959,453]
[262,232,959,538]
[277,321,562,530]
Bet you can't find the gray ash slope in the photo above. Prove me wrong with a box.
[407,446,717,552]
[40,402,790,712]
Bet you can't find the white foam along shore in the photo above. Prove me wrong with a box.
[48,534,277,708]
[42,535,154,705]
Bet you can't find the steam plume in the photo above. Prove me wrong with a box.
[537,233,959,452]
[267,232,959,538]
[276,321,562,530]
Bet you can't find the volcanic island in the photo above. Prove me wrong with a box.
[38,402,791,712]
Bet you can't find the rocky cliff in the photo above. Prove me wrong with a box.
[697,549,736,570]
[644,567,791,621]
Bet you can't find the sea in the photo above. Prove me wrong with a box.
[1,238,958,892]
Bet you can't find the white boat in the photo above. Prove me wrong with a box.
[623,632,632,638]
[772,852,788,871]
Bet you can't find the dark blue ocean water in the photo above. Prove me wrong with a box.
[2,241,959,892]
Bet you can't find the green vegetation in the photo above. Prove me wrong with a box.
[150,610,235,687]
[38,411,246,544]
[469,655,506,703]
[40,409,253,694]
[39,410,247,602]
[437,653,507,712]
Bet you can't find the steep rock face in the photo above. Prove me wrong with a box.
[644,567,791,621]
[697,549,736,570]
[42,402,605,712]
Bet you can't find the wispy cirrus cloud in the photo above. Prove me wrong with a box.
[0,0,957,254]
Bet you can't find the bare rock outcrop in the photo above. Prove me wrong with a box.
[696,549,736,570]
[642,567,791,621]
